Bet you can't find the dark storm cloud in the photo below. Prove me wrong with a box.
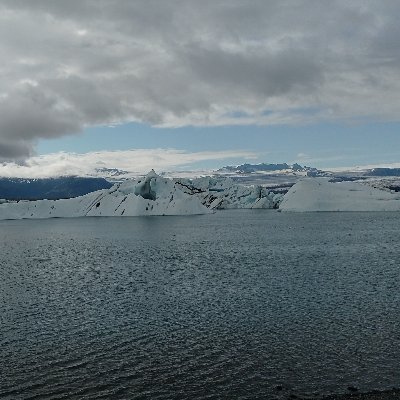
[0,140,32,161]
[179,44,322,96]
[0,84,81,140]
[0,0,400,158]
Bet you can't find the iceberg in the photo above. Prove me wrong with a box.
[175,176,281,209]
[279,178,400,212]
[0,171,211,220]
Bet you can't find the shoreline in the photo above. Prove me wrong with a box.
[309,389,400,400]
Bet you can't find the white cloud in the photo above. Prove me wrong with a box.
[76,29,87,36]
[296,152,310,160]
[293,153,347,166]
[0,1,400,159]
[0,148,257,178]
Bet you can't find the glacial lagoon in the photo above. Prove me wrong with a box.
[1,210,400,399]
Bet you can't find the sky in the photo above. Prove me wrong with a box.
[1,1,400,177]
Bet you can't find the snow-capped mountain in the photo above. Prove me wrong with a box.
[94,167,131,178]
[367,168,400,177]
[218,162,328,177]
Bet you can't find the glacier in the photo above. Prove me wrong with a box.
[0,171,211,220]
[279,178,400,212]
[2,172,400,219]
[0,171,281,220]
[175,176,282,209]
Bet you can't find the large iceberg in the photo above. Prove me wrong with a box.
[279,178,400,211]
[175,176,281,209]
[0,171,211,220]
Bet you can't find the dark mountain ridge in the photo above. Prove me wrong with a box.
[0,177,112,201]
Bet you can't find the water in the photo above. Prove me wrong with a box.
[1,210,400,399]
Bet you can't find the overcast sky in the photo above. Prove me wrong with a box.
[1,0,400,175]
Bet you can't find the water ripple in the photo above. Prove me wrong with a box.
[1,211,400,399]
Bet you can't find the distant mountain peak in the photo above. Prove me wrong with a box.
[94,167,130,177]
[217,162,327,176]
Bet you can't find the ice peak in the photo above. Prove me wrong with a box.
[145,169,158,179]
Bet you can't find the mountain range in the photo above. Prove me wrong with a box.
[0,177,112,201]
[1,163,400,201]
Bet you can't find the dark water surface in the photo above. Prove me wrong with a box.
[1,210,400,399]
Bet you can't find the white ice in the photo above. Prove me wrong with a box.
[0,170,211,220]
[279,178,400,212]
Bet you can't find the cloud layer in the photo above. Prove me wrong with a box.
[0,148,256,178]
[1,1,400,159]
